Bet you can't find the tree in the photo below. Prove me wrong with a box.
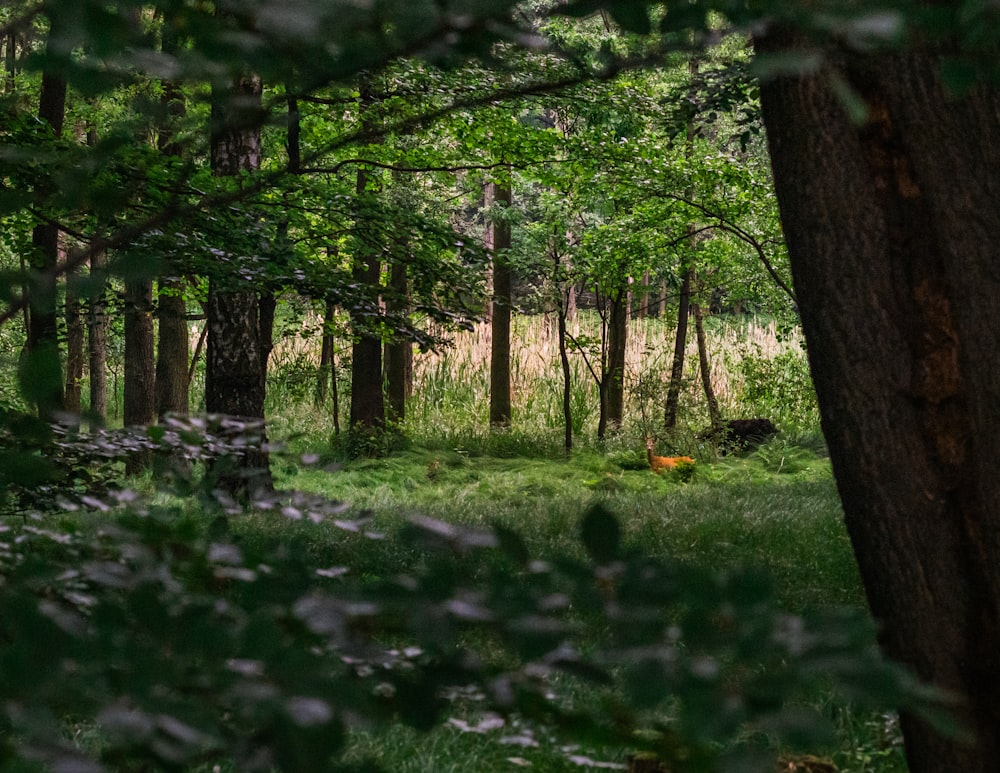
[22,18,66,419]
[346,75,387,441]
[756,22,1000,771]
[663,267,690,430]
[122,274,155,473]
[205,67,273,497]
[487,176,513,429]
[154,23,190,420]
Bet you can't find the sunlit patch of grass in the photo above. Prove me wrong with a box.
[275,446,855,612]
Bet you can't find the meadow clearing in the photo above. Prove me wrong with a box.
[232,311,909,772]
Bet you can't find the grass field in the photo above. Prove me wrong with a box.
[235,441,907,773]
[248,312,907,772]
[4,313,913,772]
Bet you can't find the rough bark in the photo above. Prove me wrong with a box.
[663,269,691,430]
[155,281,189,418]
[758,26,1000,772]
[124,277,156,474]
[348,77,386,437]
[487,178,513,428]
[64,273,84,415]
[558,290,573,456]
[348,198,385,432]
[24,60,66,419]
[384,260,412,425]
[87,249,107,428]
[154,41,190,420]
[206,69,272,496]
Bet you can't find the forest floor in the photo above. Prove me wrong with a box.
[226,439,908,773]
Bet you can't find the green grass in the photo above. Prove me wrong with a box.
[271,441,857,611]
[253,440,901,772]
[37,311,909,771]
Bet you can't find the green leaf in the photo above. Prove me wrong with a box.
[494,523,531,567]
[580,503,620,564]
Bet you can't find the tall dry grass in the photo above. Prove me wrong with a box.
[267,310,819,454]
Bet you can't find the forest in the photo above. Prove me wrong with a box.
[2,1,1000,772]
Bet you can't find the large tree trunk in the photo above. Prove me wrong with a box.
[23,61,66,419]
[206,69,272,497]
[348,197,385,433]
[663,268,691,430]
[384,260,412,425]
[758,27,1000,772]
[123,277,156,474]
[487,178,513,428]
[348,77,386,438]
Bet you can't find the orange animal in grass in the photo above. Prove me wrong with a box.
[645,438,695,474]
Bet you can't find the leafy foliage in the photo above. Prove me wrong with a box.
[0,462,937,772]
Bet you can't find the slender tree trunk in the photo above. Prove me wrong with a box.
[558,289,573,456]
[758,26,1000,772]
[87,250,107,429]
[64,272,84,416]
[606,287,628,431]
[487,177,512,428]
[206,68,272,497]
[124,277,156,474]
[23,59,67,419]
[663,269,691,430]
[692,292,720,431]
[316,299,335,405]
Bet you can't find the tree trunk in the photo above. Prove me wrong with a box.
[487,177,512,428]
[87,249,107,428]
[692,291,720,431]
[23,60,66,420]
[558,291,573,456]
[758,27,1000,772]
[663,269,691,430]
[348,77,386,439]
[64,272,84,416]
[606,287,628,431]
[348,193,385,433]
[316,299,336,406]
[206,68,272,497]
[155,280,189,418]
[124,277,156,474]
[154,44,189,421]
[384,260,411,425]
